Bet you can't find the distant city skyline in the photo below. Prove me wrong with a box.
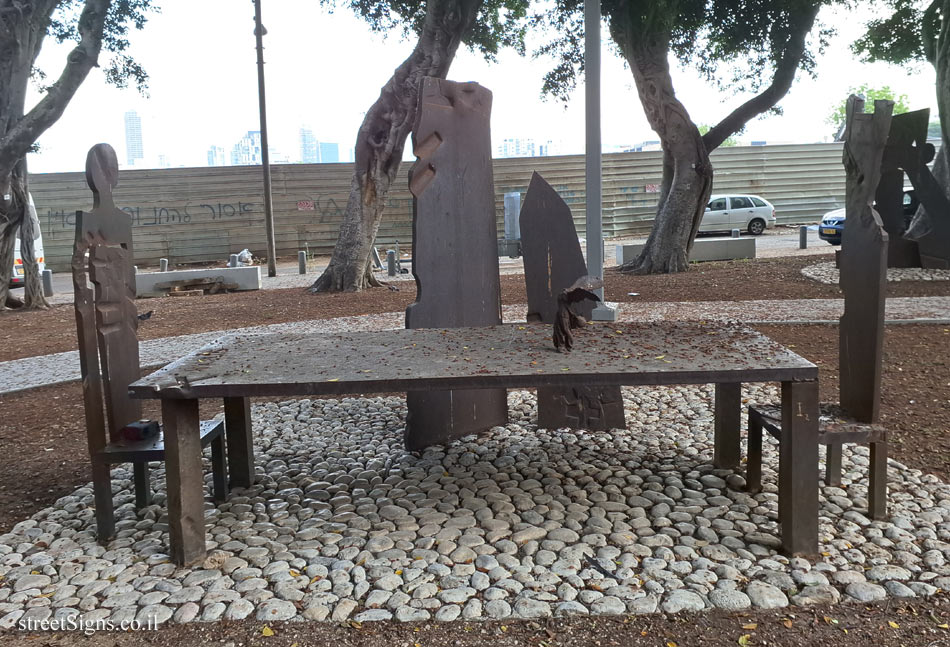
[23,3,941,175]
[123,110,143,166]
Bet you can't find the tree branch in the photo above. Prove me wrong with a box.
[0,0,111,178]
[701,3,820,152]
[922,0,940,65]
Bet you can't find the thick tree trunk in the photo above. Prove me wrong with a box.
[613,27,712,274]
[0,214,14,310]
[14,161,47,308]
[609,3,819,274]
[0,0,110,310]
[309,0,483,293]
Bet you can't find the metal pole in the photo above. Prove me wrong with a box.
[585,0,614,321]
[254,0,277,278]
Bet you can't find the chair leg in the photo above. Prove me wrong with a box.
[869,441,887,520]
[746,413,763,494]
[133,461,151,508]
[92,461,116,542]
[825,443,843,487]
[211,433,228,503]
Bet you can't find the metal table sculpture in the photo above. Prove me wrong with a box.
[72,143,234,551]
[748,96,891,519]
[131,320,820,562]
[404,78,507,450]
[520,172,625,430]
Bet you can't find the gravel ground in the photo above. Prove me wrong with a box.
[2,384,949,630]
[803,261,950,285]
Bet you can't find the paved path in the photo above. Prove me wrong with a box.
[3,296,949,396]
[39,228,831,304]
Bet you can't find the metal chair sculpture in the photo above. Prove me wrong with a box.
[73,143,227,541]
[747,96,892,520]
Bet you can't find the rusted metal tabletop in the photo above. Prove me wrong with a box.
[130,321,819,565]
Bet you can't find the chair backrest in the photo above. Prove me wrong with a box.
[73,143,142,450]
[839,96,891,423]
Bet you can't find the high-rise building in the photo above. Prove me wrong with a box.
[230,131,263,165]
[124,110,144,166]
[496,137,536,158]
[537,140,558,156]
[319,142,339,163]
[207,145,227,167]
[300,128,319,163]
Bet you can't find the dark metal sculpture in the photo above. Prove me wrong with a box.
[840,96,891,423]
[747,96,891,522]
[877,111,925,267]
[73,144,232,548]
[131,321,820,559]
[553,274,602,352]
[404,78,507,450]
[897,111,950,269]
[72,144,142,539]
[520,172,625,430]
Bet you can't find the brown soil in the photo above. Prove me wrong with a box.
[2,255,950,363]
[7,594,950,646]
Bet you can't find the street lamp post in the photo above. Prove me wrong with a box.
[254,0,277,278]
[584,0,615,321]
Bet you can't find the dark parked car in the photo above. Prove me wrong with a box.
[818,190,919,245]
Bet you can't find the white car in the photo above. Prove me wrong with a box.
[700,194,777,235]
[9,194,45,288]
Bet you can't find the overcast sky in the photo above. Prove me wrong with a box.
[25,1,938,173]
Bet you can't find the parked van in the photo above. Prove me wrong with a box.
[9,194,45,288]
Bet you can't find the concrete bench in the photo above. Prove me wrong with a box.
[615,237,756,265]
[135,266,261,298]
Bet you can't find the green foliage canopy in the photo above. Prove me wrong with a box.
[42,0,156,92]
[532,0,834,103]
[826,83,911,130]
[324,0,530,60]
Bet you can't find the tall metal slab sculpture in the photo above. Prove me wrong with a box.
[520,172,625,430]
[72,143,141,539]
[404,78,507,450]
[840,97,892,422]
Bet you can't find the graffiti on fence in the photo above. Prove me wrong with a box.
[619,185,659,208]
[298,194,413,225]
[44,202,258,234]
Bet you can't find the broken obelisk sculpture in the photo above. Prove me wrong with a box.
[520,171,625,430]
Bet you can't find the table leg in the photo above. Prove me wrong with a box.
[779,380,819,557]
[714,382,741,470]
[869,441,887,520]
[162,399,207,566]
[224,397,255,488]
